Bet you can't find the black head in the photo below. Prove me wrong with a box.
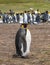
[21,23,28,28]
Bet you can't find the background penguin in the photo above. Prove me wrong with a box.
[15,23,31,58]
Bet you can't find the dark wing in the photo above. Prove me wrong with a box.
[15,29,22,56]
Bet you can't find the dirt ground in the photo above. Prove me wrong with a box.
[0,23,50,65]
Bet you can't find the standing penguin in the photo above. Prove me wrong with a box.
[15,23,31,58]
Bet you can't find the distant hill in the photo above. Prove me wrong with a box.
[0,0,50,4]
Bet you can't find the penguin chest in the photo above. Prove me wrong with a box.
[21,29,31,56]
[26,29,31,52]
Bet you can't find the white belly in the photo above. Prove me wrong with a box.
[21,29,31,57]
[48,14,50,21]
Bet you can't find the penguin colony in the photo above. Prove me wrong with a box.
[15,23,31,58]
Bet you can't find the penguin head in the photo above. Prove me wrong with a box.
[21,23,28,29]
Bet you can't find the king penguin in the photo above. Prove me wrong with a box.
[15,23,31,58]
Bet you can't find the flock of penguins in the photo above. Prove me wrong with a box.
[0,8,50,24]
[14,23,31,58]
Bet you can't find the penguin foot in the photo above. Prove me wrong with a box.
[21,56,29,59]
[12,54,21,58]
[12,54,18,58]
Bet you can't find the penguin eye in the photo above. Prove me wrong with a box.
[21,24,27,28]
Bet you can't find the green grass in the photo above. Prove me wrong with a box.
[0,0,50,4]
[0,3,50,13]
[0,0,50,13]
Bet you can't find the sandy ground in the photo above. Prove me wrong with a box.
[0,23,50,65]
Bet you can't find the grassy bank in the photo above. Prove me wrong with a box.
[0,0,50,4]
[0,0,50,13]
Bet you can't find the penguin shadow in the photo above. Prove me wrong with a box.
[12,54,30,59]
[12,54,21,58]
